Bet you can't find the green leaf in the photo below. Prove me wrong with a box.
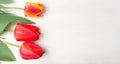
[0,0,13,4]
[0,13,35,35]
[0,40,16,61]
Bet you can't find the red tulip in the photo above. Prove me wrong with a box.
[20,41,45,59]
[14,24,40,41]
[24,2,44,17]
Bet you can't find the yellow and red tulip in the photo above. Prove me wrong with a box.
[24,2,44,17]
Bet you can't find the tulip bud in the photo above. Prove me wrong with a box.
[24,2,44,17]
[14,24,40,41]
[20,41,45,59]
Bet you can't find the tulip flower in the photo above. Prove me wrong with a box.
[14,24,40,41]
[24,2,44,17]
[20,41,44,59]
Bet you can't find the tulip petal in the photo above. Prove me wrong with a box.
[20,41,44,59]
[24,2,44,17]
[14,24,40,41]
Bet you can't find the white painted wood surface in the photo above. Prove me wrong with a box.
[1,0,120,64]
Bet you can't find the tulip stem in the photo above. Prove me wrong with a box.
[4,29,14,32]
[0,9,5,13]
[4,41,20,48]
[5,7,24,10]
[0,37,20,48]
[0,37,5,39]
